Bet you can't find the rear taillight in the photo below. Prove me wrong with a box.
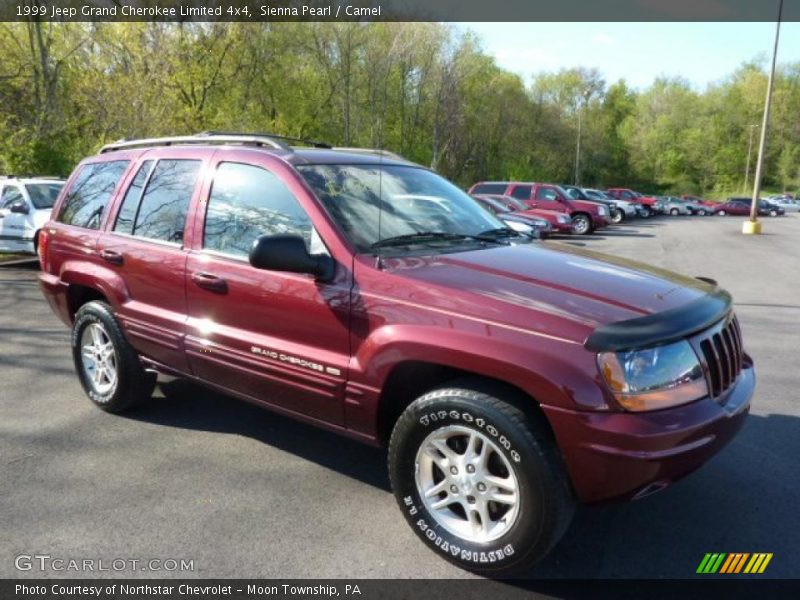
[37,229,49,271]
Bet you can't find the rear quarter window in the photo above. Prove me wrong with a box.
[471,184,508,195]
[59,161,130,229]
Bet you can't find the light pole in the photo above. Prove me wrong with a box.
[745,0,783,235]
[743,124,757,193]
[574,89,590,186]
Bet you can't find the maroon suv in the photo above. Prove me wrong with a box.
[468,181,609,235]
[39,134,754,575]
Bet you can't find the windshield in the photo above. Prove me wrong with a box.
[25,183,63,209]
[298,165,505,253]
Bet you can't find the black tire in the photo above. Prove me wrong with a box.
[388,380,575,575]
[639,207,652,218]
[697,209,707,216]
[669,208,679,216]
[610,209,624,224]
[71,301,155,413]
[769,209,778,217]
[571,213,593,235]
[717,210,726,216]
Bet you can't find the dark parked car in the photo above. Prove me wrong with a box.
[468,181,610,235]
[471,195,552,238]
[475,194,574,234]
[38,133,754,575]
[715,198,784,217]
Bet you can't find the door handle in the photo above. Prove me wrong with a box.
[99,249,124,265]
[191,271,228,294]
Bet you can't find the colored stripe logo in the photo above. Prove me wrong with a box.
[697,553,773,574]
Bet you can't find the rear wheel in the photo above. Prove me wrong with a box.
[72,301,155,413]
[388,382,575,575]
[769,209,778,217]
[571,213,593,235]
[639,207,652,218]
[697,209,708,216]
[717,210,727,216]
[669,208,680,216]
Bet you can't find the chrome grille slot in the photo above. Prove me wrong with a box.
[697,315,744,400]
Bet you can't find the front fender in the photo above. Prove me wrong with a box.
[351,324,608,413]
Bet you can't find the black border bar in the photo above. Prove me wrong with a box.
[0,0,798,22]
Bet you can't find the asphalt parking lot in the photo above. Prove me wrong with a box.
[1,214,798,580]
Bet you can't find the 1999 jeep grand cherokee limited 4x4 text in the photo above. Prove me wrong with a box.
[38,133,754,575]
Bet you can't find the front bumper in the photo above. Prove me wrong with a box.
[592,214,610,228]
[542,361,754,503]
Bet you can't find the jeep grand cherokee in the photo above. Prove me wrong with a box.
[38,133,754,575]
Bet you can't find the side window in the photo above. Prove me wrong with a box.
[204,162,315,258]
[510,185,533,200]
[114,160,154,235]
[472,184,509,195]
[131,159,200,243]
[535,187,558,201]
[1,186,24,208]
[59,161,130,229]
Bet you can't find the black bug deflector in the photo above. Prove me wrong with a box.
[584,288,733,352]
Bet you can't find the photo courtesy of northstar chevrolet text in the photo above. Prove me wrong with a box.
[0,0,797,596]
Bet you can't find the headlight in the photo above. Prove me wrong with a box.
[597,340,708,411]
[597,206,608,216]
[557,214,570,223]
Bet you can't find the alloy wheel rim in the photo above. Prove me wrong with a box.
[573,217,589,234]
[80,323,118,395]
[415,425,520,543]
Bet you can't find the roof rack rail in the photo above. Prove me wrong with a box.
[200,130,332,149]
[99,132,293,154]
[331,147,406,160]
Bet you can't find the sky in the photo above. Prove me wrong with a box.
[462,22,800,90]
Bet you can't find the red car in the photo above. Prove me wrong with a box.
[469,182,610,235]
[606,187,662,216]
[680,195,717,210]
[38,134,754,575]
[474,194,574,234]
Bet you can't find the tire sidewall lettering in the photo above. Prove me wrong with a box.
[417,409,522,463]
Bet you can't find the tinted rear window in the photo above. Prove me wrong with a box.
[130,159,200,243]
[114,160,154,235]
[510,185,533,200]
[471,184,508,195]
[59,161,130,229]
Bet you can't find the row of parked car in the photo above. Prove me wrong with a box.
[1,173,798,253]
[467,182,797,238]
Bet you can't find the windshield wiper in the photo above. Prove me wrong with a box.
[371,232,472,249]
[475,227,522,241]
[371,230,515,251]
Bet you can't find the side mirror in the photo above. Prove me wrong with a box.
[249,234,335,281]
[9,200,29,215]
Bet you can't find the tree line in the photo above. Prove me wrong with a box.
[1,21,798,197]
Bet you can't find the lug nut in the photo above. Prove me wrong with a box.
[467,495,476,504]
[450,485,458,494]
[466,464,475,474]
[449,466,458,475]
[477,482,486,492]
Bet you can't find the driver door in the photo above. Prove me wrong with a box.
[184,156,352,425]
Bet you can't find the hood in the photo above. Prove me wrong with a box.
[380,242,714,345]
[569,199,601,214]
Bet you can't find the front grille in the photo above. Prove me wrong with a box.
[698,315,744,398]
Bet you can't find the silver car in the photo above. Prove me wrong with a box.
[767,197,800,212]
[661,196,692,216]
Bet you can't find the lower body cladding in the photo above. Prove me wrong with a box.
[542,362,754,503]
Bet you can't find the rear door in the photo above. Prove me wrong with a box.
[184,154,351,424]
[98,150,208,371]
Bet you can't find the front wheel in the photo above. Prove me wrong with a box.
[717,210,726,216]
[670,208,680,216]
[639,207,652,218]
[697,209,708,216]
[388,382,575,575]
[769,209,778,216]
[610,209,624,224]
[571,213,593,235]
